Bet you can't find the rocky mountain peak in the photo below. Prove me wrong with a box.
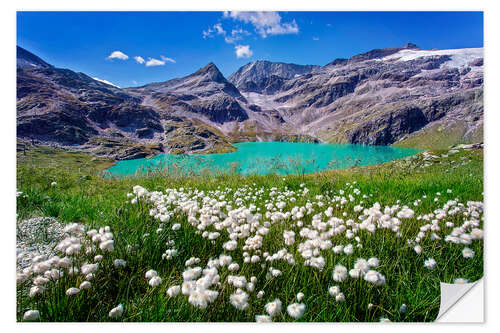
[17,46,54,69]
[193,62,227,83]
[402,43,420,50]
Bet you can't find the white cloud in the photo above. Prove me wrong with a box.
[160,55,176,63]
[92,77,120,88]
[203,23,226,39]
[313,36,320,41]
[235,45,253,59]
[202,27,214,38]
[213,23,226,35]
[224,11,299,38]
[224,28,250,44]
[107,50,129,60]
[145,58,165,67]
[134,56,145,64]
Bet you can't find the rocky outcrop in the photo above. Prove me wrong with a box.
[228,60,319,91]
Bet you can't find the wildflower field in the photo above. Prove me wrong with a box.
[16,146,484,322]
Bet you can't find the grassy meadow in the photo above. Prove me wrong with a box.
[16,144,484,322]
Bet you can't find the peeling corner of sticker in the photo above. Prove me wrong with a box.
[435,278,484,322]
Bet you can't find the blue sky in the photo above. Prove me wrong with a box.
[17,11,483,88]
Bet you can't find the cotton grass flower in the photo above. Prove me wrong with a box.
[23,310,40,321]
[297,292,305,301]
[329,285,340,297]
[368,257,379,267]
[145,269,158,279]
[113,259,127,268]
[255,315,272,322]
[109,304,123,319]
[349,268,362,279]
[230,290,249,310]
[424,258,437,270]
[333,264,348,282]
[167,285,181,297]
[81,263,98,275]
[335,293,345,302]
[66,287,80,296]
[79,281,91,289]
[462,247,475,259]
[287,302,306,319]
[148,276,162,287]
[29,285,45,297]
[265,298,282,317]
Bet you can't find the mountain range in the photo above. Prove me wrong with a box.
[16,43,483,160]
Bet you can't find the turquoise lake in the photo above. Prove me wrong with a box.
[105,142,422,177]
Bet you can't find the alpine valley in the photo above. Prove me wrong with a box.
[16,43,483,160]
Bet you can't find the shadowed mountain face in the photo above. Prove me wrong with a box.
[227,60,320,93]
[125,62,249,124]
[16,43,483,159]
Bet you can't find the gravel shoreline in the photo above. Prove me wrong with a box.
[16,217,67,271]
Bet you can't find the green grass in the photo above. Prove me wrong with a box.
[16,145,483,322]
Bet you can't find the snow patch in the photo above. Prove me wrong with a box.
[381,48,483,69]
[93,77,120,88]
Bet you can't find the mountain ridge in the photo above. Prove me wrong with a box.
[16,44,484,159]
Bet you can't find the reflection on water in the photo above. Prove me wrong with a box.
[106,142,422,177]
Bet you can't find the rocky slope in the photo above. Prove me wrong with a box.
[16,47,237,159]
[16,44,483,160]
[228,60,319,94]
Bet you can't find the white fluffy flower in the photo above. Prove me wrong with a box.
[367,257,379,267]
[255,315,272,322]
[230,290,249,310]
[228,263,240,272]
[354,258,369,273]
[287,303,306,319]
[109,304,123,319]
[81,263,98,275]
[462,247,475,259]
[29,285,45,297]
[167,285,181,297]
[297,292,305,301]
[149,276,162,287]
[349,268,362,279]
[113,259,127,267]
[223,240,238,251]
[329,285,340,296]
[79,281,91,289]
[265,298,282,317]
[145,269,158,279]
[333,264,348,282]
[424,258,437,270]
[66,287,80,296]
[23,310,40,321]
